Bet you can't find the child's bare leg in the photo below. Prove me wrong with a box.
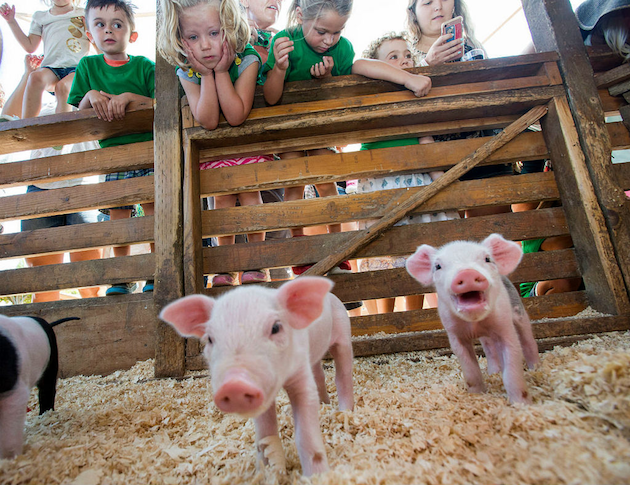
[239,191,265,243]
[54,73,74,114]
[141,203,155,252]
[279,151,306,237]
[314,182,340,233]
[376,298,395,314]
[109,209,133,257]
[214,195,238,246]
[22,68,58,119]
[25,254,64,302]
[70,248,104,298]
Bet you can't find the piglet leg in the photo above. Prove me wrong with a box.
[480,337,502,375]
[312,362,331,405]
[286,370,329,476]
[0,385,29,459]
[449,335,486,394]
[513,312,540,370]
[329,341,354,411]
[254,401,286,471]
[500,338,531,404]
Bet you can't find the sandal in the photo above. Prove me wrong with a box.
[241,269,270,285]
[211,273,238,287]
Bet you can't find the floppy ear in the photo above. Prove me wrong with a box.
[276,277,334,330]
[406,245,437,286]
[483,233,523,275]
[159,295,215,338]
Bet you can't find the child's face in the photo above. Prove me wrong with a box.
[298,9,348,54]
[86,6,137,60]
[377,39,414,69]
[51,0,73,8]
[414,0,455,37]
[179,4,223,70]
[242,0,282,30]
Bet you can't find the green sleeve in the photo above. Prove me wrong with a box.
[143,58,156,98]
[67,57,91,107]
[334,37,355,76]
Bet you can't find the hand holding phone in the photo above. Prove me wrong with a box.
[441,16,463,43]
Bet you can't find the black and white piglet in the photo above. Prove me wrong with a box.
[0,315,77,458]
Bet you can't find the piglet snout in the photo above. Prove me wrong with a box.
[214,370,264,414]
[451,269,488,294]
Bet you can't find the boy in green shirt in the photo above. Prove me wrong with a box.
[68,0,155,296]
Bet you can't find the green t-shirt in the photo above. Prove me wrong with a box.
[361,137,420,151]
[520,238,545,297]
[68,54,155,148]
[262,27,355,82]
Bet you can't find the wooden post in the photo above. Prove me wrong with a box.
[522,0,630,301]
[542,97,629,314]
[153,20,186,377]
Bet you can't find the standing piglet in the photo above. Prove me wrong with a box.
[159,277,354,476]
[1,315,75,458]
[406,234,540,404]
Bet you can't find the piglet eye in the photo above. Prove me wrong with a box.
[271,322,282,335]
[485,257,492,263]
[206,335,213,345]
[435,263,441,271]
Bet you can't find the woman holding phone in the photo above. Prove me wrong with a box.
[406,0,485,66]
[405,0,514,217]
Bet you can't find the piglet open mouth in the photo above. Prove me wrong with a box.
[455,291,487,311]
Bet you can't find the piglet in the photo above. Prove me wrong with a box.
[159,277,354,476]
[0,315,77,458]
[406,234,539,404]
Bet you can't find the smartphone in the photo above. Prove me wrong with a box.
[441,15,463,43]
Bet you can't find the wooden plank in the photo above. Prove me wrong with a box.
[523,0,630,306]
[0,216,153,259]
[349,291,587,337]
[182,138,204,295]
[0,106,153,156]
[248,52,560,108]
[0,295,155,378]
[594,63,630,89]
[613,162,630,191]
[349,314,629,358]
[0,176,154,222]
[0,141,154,189]
[0,253,154,296]
[621,105,630,134]
[153,41,186,378]
[186,86,565,152]
[302,105,549,277]
[542,97,629,314]
[609,80,630,98]
[202,172,560,236]
[202,208,569,275]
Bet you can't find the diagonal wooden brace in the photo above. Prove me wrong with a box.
[302,104,549,277]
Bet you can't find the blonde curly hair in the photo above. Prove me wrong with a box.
[157,0,250,70]
[362,31,414,64]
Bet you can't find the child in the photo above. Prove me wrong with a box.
[357,32,458,314]
[0,0,90,118]
[262,0,432,275]
[241,0,282,63]
[406,0,513,218]
[68,0,155,296]
[158,0,270,287]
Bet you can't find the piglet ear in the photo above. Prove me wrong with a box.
[406,245,436,286]
[483,233,523,275]
[159,294,215,338]
[276,276,334,330]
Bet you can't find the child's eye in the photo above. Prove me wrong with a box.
[96,21,104,28]
[316,30,326,36]
[188,34,197,41]
[389,54,398,60]
[210,31,220,37]
[113,22,122,29]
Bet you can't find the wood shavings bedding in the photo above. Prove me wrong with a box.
[1,332,630,484]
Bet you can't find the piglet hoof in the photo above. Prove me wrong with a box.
[467,383,486,394]
[304,451,330,476]
[509,389,532,405]
[257,435,286,472]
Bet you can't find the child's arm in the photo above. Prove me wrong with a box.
[0,4,42,53]
[263,36,293,105]
[214,41,258,126]
[101,92,153,121]
[78,90,113,120]
[352,59,432,97]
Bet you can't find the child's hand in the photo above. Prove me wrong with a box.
[404,73,432,97]
[101,91,130,121]
[310,56,334,79]
[272,36,293,71]
[25,54,42,73]
[182,39,214,76]
[423,34,464,66]
[85,90,112,121]
[0,4,15,22]
[214,40,235,73]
